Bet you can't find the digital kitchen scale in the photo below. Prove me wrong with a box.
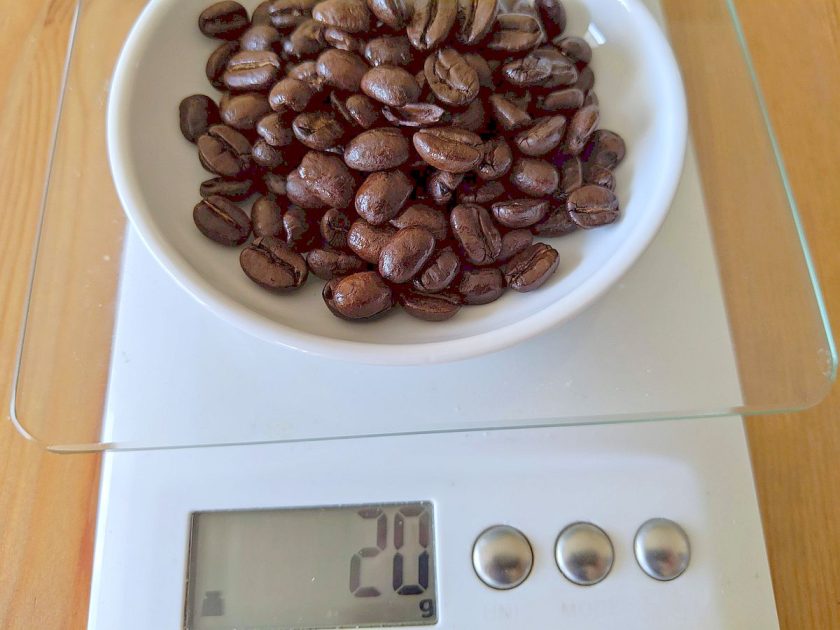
[9,0,836,628]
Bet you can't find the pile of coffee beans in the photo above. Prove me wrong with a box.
[179,0,626,322]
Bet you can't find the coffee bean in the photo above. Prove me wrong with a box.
[257,113,294,147]
[348,219,397,263]
[199,1,249,40]
[240,24,282,51]
[356,169,413,224]
[536,0,567,39]
[567,185,619,228]
[400,290,461,321]
[262,172,288,196]
[476,137,513,180]
[251,195,284,238]
[450,99,486,132]
[558,156,583,195]
[574,66,595,92]
[201,176,254,201]
[413,127,483,173]
[283,205,319,249]
[219,92,272,130]
[286,170,328,209]
[502,48,577,88]
[253,139,284,168]
[584,91,599,107]
[299,151,356,208]
[462,52,494,88]
[269,77,314,112]
[408,0,457,51]
[382,102,448,127]
[323,27,363,52]
[504,90,532,111]
[538,87,584,113]
[532,205,578,237]
[283,19,327,58]
[312,0,370,32]
[424,48,479,106]
[379,226,436,283]
[413,248,461,293]
[337,93,382,129]
[459,268,504,305]
[455,0,498,45]
[515,115,567,156]
[194,195,251,245]
[488,14,545,53]
[316,49,369,92]
[391,203,448,239]
[324,271,394,320]
[584,129,626,169]
[268,0,320,31]
[197,124,251,178]
[492,198,551,230]
[180,95,220,143]
[320,208,352,249]
[364,36,412,66]
[450,203,501,265]
[426,170,464,205]
[584,164,616,191]
[457,178,504,204]
[488,94,532,131]
[367,0,413,29]
[564,104,600,155]
[252,1,273,26]
[292,111,344,150]
[207,41,239,89]
[510,158,559,197]
[344,127,410,171]
[287,60,325,91]
[241,236,309,290]
[361,65,421,107]
[554,36,592,66]
[307,248,366,279]
[498,229,534,262]
[505,242,559,292]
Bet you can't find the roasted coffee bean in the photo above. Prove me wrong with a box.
[584,163,616,191]
[557,156,583,195]
[337,93,382,129]
[283,19,326,58]
[252,1,273,25]
[356,169,413,224]
[574,66,595,92]
[567,185,619,228]
[364,36,412,67]
[554,36,592,66]
[257,113,294,147]
[515,115,567,156]
[426,170,464,205]
[476,137,513,180]
[268,0,320,31]
[532,205,578,236]
[199,1,249,40]
[488,14,544,53]
[197,124,251,178]
[367,0,414,29]
[584,129,626,169]
[424,48,479,107]
[450,203,501,265]
[408,0,457,51]
[361,65,421,107]
[459,267,504,305]
[201,177,254,201]
[324,271,394,320]
[413,127,483,173]
[313,0,371,32]
[536,0,567,38]
[457,178,504,204]
[320,208,352,249]
[269,77,314,112]
[207,41,239,89]
[219,92,272,130]
[501,48,577,88]
[240,24,282,51]
[538,87,584,112]
[292,111,344,150]
[498,229,534,262]
[286,170,328,208]
[450,99,485,132]
[392,202,449,239]
[348,219,397,263]
[488,94,532,131]
[180,95,220,143]
[584,90,599,107]
[283,205,319,249]
[241,236,309,290]
[299,151,356,208]
[287,60,325,91]
[316,49,368,92]
[505,242,559,291]
[307,248,366,279]
[413,248,460,292]
[262,172,288,196]
[323,27,363,52]
[455,0,498,45]
[379,226,436,283]
[194,195,251,245]
[382,102,448,127]
[510,158,559,197]
[492,198,550,228]
[504,90,532,111]
[344,128,410,171]
[251,195,284,237]
[400,291,461,321]
[462,52,494,88]
[253,139,284,168]
[564,104,600,155]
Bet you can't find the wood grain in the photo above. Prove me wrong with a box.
[0,0,837,628]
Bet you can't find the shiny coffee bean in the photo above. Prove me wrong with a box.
[457,179,504,204]
[356,169,413,225]
[459,268,504,305]
[323,27,363,52]
[510,158,559,197]
[344,128,410,171]
[252,1,273,26]
[407,0,457,51]
[292,111,344,150]
[240,24,282,51]
[584,164,616,191]
[450,203,502,265]
[269,77,314,113]
[199,1,249,40]
[207,41,239,89]
[564,105,600,155]
[197,124,251,178]
[463,52,494,89]
[455,0,498,45]
[219,92,272,131]
[476,137,513,180]
[324,271,394,320]
[379,226,436,284]
[307,248,366,279]
[400,291,461,322]
[491,199,550,229]
[449,99,486,132]
[348,219,397,263]
[574,66,595,92]
[538,87,584,113]
[515,116,568,156]
[488,14,544,53]
[316,49,368,92]
[554,36,592,66]
[488,94,532,131]
[498,229,534,262]
[559,156,584,195]
[283,205,319,250]
[332,93,381,129]
[502,48,577,88]
[313,0,371,33]
[361,65,421,107]
[424,48,479,106]
[286,170,328,209]
[584,90,599,107]
[532,205,578,237]
[426,170,463,205]
[194,195,251,245]
[413,248,461,293]
[257,113,294,147]
[262,172,288,196]
[536,0,567,38]
[365,36,412,67]
[253,139,284,168]
[299,151,356,208]
[367,0,413,29]
[283,19,327,58]
[268,0,320,31]
[320,208,352,249]
[382,102,449,127]
[180,95,220,143]
[567,185,620,228]
[584,129,626,169]
[241,236,309,291]
[251,195,285,238]
[200,176,254,201]
[505,242,560,292]
[391,203,448,240]
[413,127,483,173]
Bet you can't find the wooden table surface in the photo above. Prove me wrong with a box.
[0,0,838,628]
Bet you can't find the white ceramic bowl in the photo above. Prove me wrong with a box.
[108,0,687,365]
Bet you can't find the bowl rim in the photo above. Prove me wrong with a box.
[107,0,688,366]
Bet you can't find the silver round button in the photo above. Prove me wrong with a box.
[472,525,533,590]
[555,522,614,586]
[634,518,691,581]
